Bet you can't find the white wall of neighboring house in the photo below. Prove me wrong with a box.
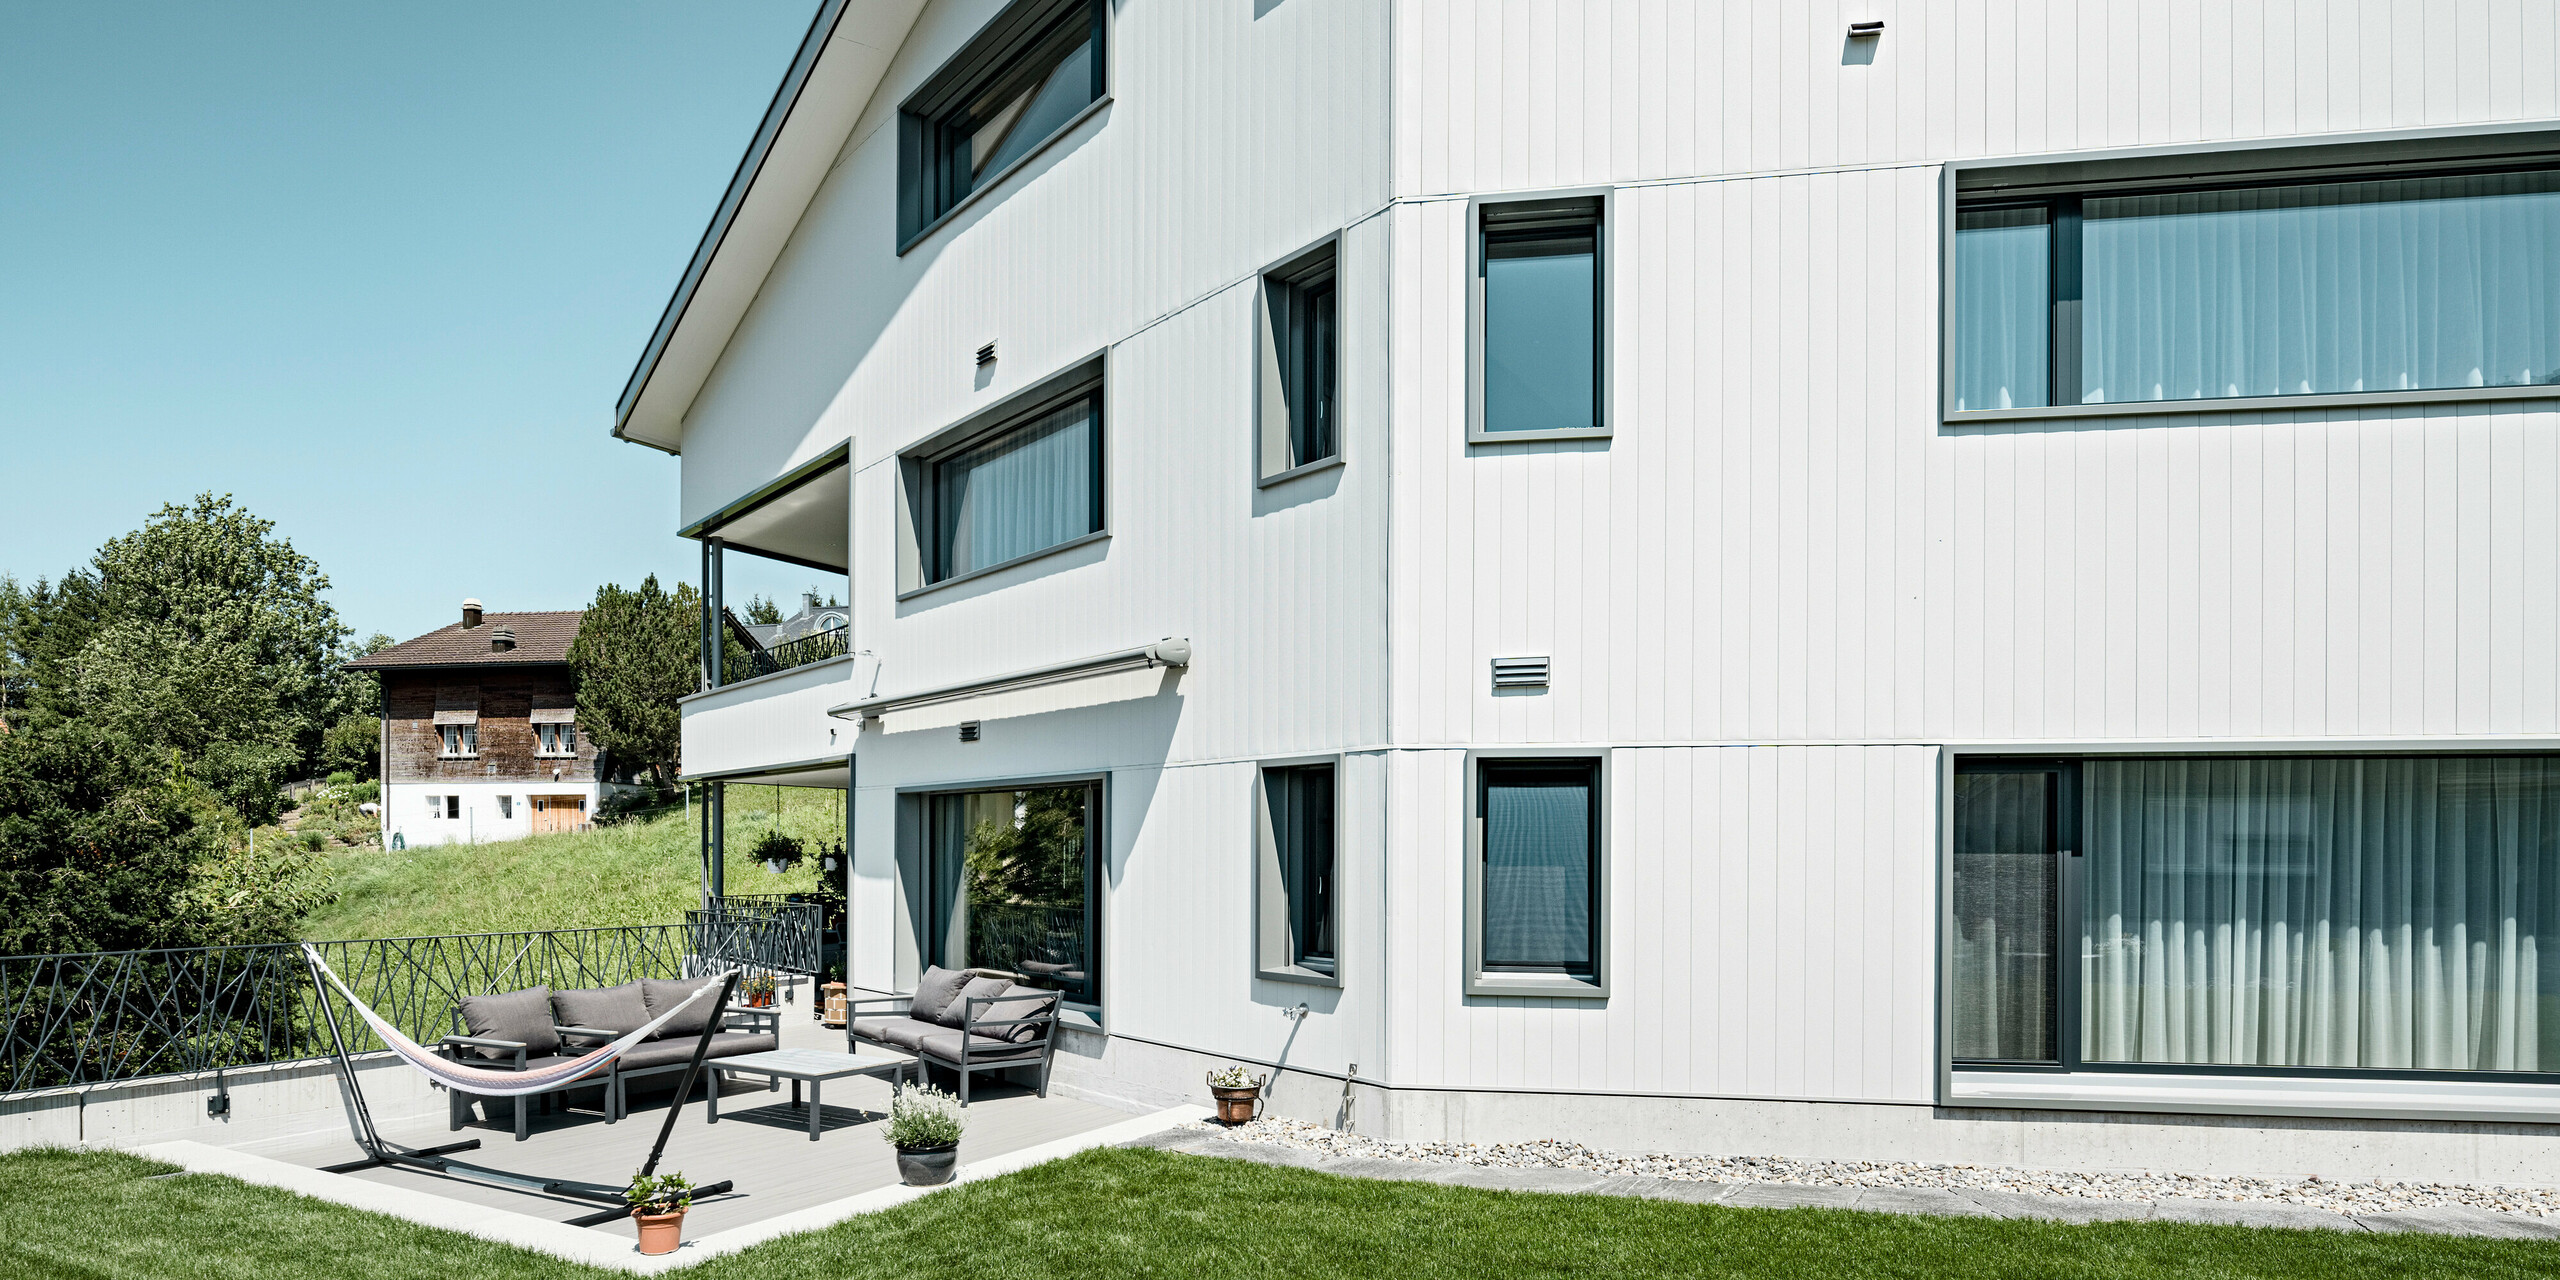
[652,0,2560,1182]
[382,781,601,849]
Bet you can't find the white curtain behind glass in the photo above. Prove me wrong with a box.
[1482,772,1594,972]
[2083,757,2560,1072]
[2082,172,2560,404]
[933,399,1095,579]
[1951,208,2051,411]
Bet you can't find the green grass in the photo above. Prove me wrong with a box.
[10,1146,2560,1280]
[301,786,845,940]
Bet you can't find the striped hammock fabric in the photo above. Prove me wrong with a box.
[302,944,725,1098]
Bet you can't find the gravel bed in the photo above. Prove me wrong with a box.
[1190,1117,2560,1218]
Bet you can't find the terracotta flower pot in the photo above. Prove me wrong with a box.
[896,1142,960,1186]
[1209,1085,1261,1125]
[633,1208,686,1255]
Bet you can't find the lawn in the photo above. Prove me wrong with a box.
[10,1146,2560,1280]
[301,785,845,940]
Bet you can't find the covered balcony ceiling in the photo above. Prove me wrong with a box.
[690,455,849,574]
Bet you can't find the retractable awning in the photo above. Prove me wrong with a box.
[829,639,1191,734]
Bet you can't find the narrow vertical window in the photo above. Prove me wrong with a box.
[1258,763,1338,981]
[1951,207,2052,410]
[1475,198,1605,439]
[1258,241,1340,479]
[1950,767,2060,1063]
[1468,758,1605,994]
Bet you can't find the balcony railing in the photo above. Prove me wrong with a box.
[689,899,825,977]
[2,925,707,1095]
[718,610,850,687]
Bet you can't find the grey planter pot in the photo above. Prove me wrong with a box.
[896,1143,959,1186]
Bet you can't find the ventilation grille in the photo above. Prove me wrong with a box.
[1491,656,1550,688]
[958,720,981,742]
[975,342,997,367]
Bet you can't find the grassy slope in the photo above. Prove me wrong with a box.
[301,786,847,940]
[10,1146,2560,1280]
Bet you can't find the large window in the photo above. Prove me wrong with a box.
[926,783,1101,1007]
[923,389,1103,584]
[1953,166,2560,412]
[1467,758,1605,996]
[1258,241,1339,481]
[898,0,1106,248]
[1473,197,1606,441]
[1954,755,2560,1077]
[1257,762,1337,982]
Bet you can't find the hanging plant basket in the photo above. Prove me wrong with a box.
[749,830,805,876]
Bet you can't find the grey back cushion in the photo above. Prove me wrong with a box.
[939,975,1014,1029]
[458,985,557,1061]
[908,966,974,1025]
[994,982,1061,1043]
[641,976,724,1041]
[551,981,650,1038]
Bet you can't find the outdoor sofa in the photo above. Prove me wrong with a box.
[846,965,1062,1104]
[441,976,781,1139]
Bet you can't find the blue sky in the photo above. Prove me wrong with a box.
[0,2,829,643]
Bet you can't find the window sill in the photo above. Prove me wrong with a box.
[1466,971,1607,999]
[1255,964,1340,989]
[897,529,1109,602]
[437,756,480,762]
[1946,382,2560,425]
[1467,426,1612,446]
[897,96,1112,257]
[1256,453,1344,489]
[1950,1067,2560,1124]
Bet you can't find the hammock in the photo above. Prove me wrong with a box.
[300,943,723,1098]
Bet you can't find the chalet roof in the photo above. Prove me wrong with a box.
[344,611,584,670]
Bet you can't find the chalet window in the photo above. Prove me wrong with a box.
[1953,755,2560,1076]
[1258,240,1340,481]
[496,795,514,820]
[923,387,1103,585]
[897,0,1107,249]
[425,794,459,820]
[1256,761,1339,984]
[1952,164,2560,412]
[537,724,578,757]
[438,725,477,758]
[1465,757,1607,997]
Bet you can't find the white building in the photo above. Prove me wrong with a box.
[621,0,2560,1183]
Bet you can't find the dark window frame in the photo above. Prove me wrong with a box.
[1257,760,1340,984]
[1465,754,1608,997]
[917,384,1106,587]
[1468,192,1611,445]
[896,0,1109,252]
[1258,240,1341,482]
[1951,751,2560,1085]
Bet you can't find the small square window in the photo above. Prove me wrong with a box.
[444,795,460,820]
[1471,196,1608,442]
[1258,241,1340,481]
[425,795,442,819]
[1256,761,1338,984]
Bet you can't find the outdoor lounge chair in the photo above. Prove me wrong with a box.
[439,978,780,1139]
[846,965,1063,1105]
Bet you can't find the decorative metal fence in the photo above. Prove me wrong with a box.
[688,900,824,977]
[720,614,851,685]
[1,925,695,1095]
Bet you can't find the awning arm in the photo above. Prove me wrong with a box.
[827,639,1192,723]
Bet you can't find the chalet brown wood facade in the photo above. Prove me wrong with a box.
[382,668,591,784]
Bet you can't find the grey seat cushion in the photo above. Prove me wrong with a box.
[614,1031,778,1073]
[990,983,1061,1043]
[640,976,724,1041]
[552,981,650,1038]
[457,986,558,1061]
[907,966,974,1025]
[939,976,1014,1029]
[917,1029,1039,1063]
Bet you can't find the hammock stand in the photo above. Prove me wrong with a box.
[300,946,742,1228]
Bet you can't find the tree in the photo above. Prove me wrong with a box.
[1,570,104,728]
[68,495,349,824]
[314,633,395,779]
[0,719,225,954]
[567,576,700,788]
[741,594,783,626]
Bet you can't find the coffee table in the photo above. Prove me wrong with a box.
[706,1047,915,1141]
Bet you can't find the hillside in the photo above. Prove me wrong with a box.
[301,786,845,941]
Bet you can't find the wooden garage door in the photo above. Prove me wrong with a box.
[530,794,587,835]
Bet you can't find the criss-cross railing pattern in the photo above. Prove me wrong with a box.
[687,901,824,977]
[1,925,696,1095]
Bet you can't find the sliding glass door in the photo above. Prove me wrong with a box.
[925,782,1102,1007]
[1954,755,2560,1077]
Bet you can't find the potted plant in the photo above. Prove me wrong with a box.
[750,829,805,876]
[1206,1064,1266,1125]
[741,970,777,1008]
[624,1171,694,1256]
[884,1080,965,1186]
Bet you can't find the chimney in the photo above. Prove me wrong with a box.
[461,598,484,629]
[491,626,516,653]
